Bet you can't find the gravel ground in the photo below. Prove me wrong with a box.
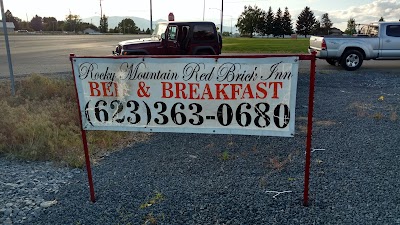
[1,68,400,224]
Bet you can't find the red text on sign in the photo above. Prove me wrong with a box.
[89,82,119,97]
[161,82,283,100]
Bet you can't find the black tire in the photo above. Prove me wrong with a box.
[340,50,363,71]
[326,59,338,66]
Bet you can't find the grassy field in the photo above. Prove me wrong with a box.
[0,38,309,167]
[0,75,150,167]
[222,37,309,54]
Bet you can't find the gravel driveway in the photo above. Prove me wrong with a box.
[2,68,400,224]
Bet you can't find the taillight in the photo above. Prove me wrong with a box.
[321,39,327,50]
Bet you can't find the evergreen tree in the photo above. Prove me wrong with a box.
[272,8,283,37]
[313,21,322,35]
[5,10,20,30]
[344,18,356,35]
[99,14,108,33]
[236,5,265,37]
[321,13,333,34]
[296,6,316,37]
[282,7,293,37]
[261,6,274,37]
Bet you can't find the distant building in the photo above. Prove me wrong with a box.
[329,27,343,35]
[0,21,15,33]
[83,28,99,34]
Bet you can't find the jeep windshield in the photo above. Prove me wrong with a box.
[151,23,168,40]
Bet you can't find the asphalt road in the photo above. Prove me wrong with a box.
[0,34,399,78]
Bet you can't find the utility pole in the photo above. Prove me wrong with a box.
[150,0,153,32]
[203,0,205,21]
[99,0,103,32]
[1,0,15,95]
[220,0,223,34]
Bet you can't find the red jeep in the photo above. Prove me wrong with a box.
[113,21,222,55]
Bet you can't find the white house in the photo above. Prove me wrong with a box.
[0,21,15,33]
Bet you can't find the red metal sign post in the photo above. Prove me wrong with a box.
[70,53,316,205]
[70,54,96,203]
[303,51,317,206]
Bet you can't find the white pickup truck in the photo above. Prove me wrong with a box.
[308,22,400,71]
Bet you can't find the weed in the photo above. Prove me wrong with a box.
[140,191,165,209]
[373,112,384,120]
[259,177,268,188]
[268,152,295,171]
[143,213,158,225]
[390,111,398,121]
[221,150,230,161]
[0,75,151,167]
[349,102,371,117]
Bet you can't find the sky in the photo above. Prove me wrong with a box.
[2,0,400,31]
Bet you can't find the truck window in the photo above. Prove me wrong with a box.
[168,26,178,40]
[386,25,400,37]
[193,24,215,41]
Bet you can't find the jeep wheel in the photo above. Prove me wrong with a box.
[340,50,363,71]
[326,59,338,66]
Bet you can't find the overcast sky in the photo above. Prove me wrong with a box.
[3,0,400,31]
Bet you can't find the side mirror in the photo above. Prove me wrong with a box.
[161,33,166,40]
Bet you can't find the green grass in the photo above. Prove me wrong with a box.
[222,37,309,54]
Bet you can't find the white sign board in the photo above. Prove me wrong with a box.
[71,56,299,137]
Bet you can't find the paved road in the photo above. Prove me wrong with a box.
[0,35,399,78]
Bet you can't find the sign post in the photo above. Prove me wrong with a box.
[70,54,316,204]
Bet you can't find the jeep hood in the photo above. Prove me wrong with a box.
[119,37,160,46]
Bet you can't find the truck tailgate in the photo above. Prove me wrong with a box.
[309,36,324,50]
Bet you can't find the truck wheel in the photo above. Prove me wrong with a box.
[340,50,363,71]
[326,59,338,66]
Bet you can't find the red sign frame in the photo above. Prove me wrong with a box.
[69,53,316,206]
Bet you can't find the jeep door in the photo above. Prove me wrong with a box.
[166,25,181,55]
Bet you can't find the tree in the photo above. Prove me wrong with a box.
[236,5,265,38]
[312,21,323,35]
[379,17,384,22]
[262,6,274,37]
[78,22,98,33]
[115,18,139,34]
[64,14,81,32]
[296,6,316,37]
[99,14,108,33]
[5,10,20,30]
[30,15,43,31]
[344,17,356,35]
[282,7,293,37]
[272,8,283,37]
[321,13,333,34]
[146,28,151,34]
[43,17,57,31]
